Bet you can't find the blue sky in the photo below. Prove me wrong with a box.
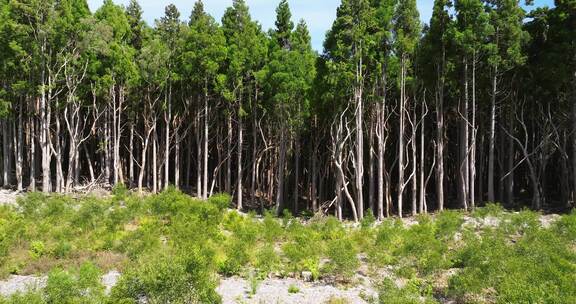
[87,0,556,52]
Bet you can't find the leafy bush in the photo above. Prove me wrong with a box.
[283,221,321,274]
[255,244,280,277]
[29,241,45,259]
[323,238,359,280]
[399,218,450,275]
[111,252,220,304]
[378,278,437,304]
[208,193,232,211]
[288,284,300,293]
[472,202,504,218]
[435,210,464,240]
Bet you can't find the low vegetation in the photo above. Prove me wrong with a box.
[0,189,574,303]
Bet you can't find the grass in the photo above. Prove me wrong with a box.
[0,190,574,303]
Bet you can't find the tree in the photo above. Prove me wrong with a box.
[394,0,421,217]
[222,0,267,210]
[183,0,227,198]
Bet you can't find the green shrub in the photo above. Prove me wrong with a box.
[52,240,72,259]
[554,211,576,241]
[399,219,449,275]
[111,252,220,304]
[0,291,45,304]
[435,210,464,240]
[323,238,359,279]
[208,193,232,211]
[261,212,284,242]
[283,222,321,273]
[378,278,437,304]
[29,241,45,259]
[45,268,78,304]
[360,210,376,229]
[367,219,404,266]
[255,244,280,276]
[288,284,300,294]
[473,202,504,218]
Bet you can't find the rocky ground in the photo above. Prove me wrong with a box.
[0,270,120,298]
[216,276,377,304]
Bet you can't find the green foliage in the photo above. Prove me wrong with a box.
[379,278,437,304]
[449,224,576,303]
[208,193,232,211]
[111,252,220,304]
[29,241,45,259]
[288,284,300,294]
[323,238,359,280]
[435,210,464,240]
[472,202,505,218]
[282,221,321,274]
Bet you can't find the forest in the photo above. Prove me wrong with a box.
[0,0,575,221]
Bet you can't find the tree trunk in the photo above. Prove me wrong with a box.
[459,57,470,211]
[436,45,446,212]
[197,109,202,197]
[470,54,477,209]
[488,65,498,203]
[237,95,244,210]
[203,88,210,199]
[226,113,232,194]
[368,119,375,216]
[276,126,286,215]
[15,100,23,191]
[419,101,426,214]
[398,56,407,218]
[294,135,300,214]
[355,67,364,220]
[152,125,158,193]
[30,114,36,191]
[164,94,171,190]
[411,106,417,216]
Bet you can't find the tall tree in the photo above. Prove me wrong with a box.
[394,0,421,217]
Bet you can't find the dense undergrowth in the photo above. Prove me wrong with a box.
[0,188,574,303]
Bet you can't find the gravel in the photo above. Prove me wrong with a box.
[0,270,121,298]
[216,277,376,304]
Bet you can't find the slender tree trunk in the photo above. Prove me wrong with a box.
[294,135,300,214]
[470,55,477,209]
[152,124,158,193]
[368,119,375,216]
[488,64,498,203]
[129,123,134,188]
[15,100,23,191]
[572,73,576,205]
[197,109,202,197]
[30,114,36,191]
[377,103,385,219]
[55,111,63,193]
[175,131,180,188]
[459,57,470,211]
[203,88,209,199]
[84,145,95,184]
[311,134,318,212]
[276,126,286,215]
[436,53,446,212]
[3,120,9,188]
[411,106,417,216]
[164,94,171,190]
[355,59,364,220]
[226,113,232,194]
[419,101,426,214]
[398,56,407,218]
[237,94,244,210]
